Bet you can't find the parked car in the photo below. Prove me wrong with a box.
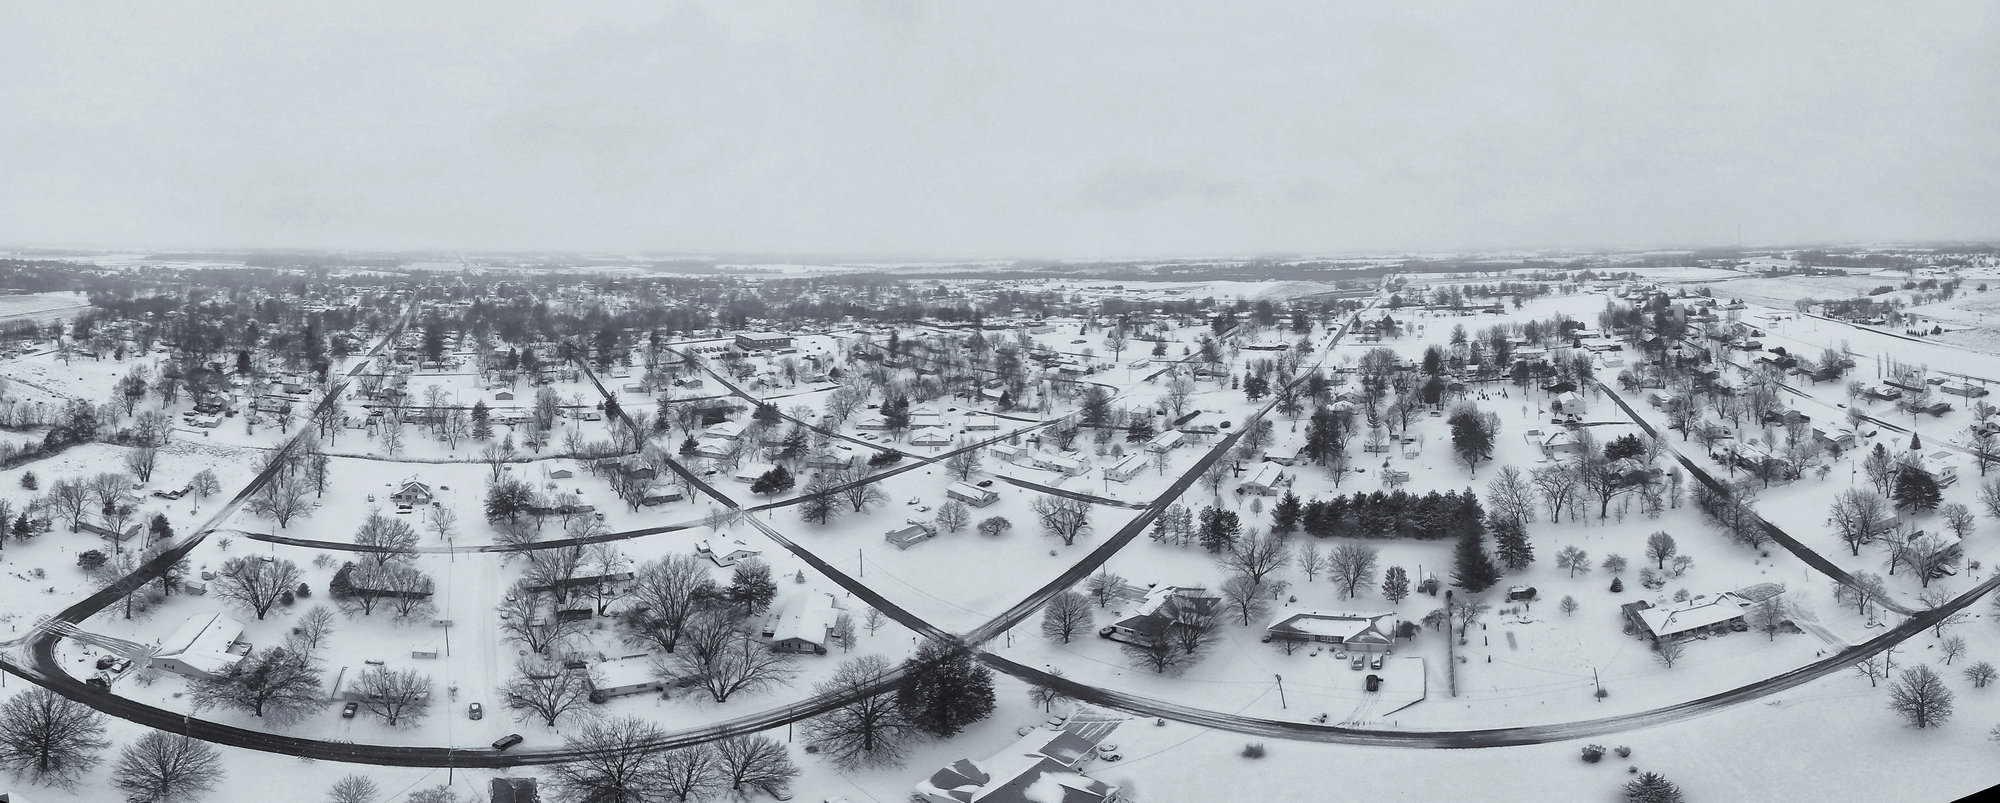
[492,734,524,751]
[341,701,358,718]
[1369,653,1384,670]
[977,480,994,488]
[1350,654,1366,670]
[468,702,483,721]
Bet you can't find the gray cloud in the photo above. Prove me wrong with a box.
[1,1,1995,257]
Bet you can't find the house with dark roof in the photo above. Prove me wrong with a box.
[390,479,435,508]
[1103,586,1219,647]
[488,777,539,803]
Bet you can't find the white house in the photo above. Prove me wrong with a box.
[946,482,999,507]
[989,443,1029,465]
[884,522,938,550]
[964,411,1001,431]
[696,538,762,567]
[704,421,745,441]
[915,721,1123,803]
[1265,610,1396,653]
[1145,430,1185,453]
[1105,453,1149,483]
[1239,462,1287,496]
[1031,453,1088,476]
[762,591,839,654]
[590,655,668,701]
[150,613,249,680]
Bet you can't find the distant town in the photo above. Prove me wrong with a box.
[3,245,2000,801]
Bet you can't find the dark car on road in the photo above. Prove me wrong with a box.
[492,733,524,751]
[341,701,358,718]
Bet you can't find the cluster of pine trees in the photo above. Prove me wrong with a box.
[1271,488,1487,541]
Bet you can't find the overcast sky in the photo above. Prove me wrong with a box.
[3,2,1996,259]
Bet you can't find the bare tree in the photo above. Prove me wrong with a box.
[1836,572,1891,616]
[351,666,432,726]
[1084,569,1124,608]
[498,581,583,655]
[715,735,800,801]
[1941,502,1978,542]
[1644,531,1678,569]
[326,774,381,803]
[1827,489,1891,556]
[0,688,109,788]
[1855,654,1892,687]
[502,658,597,727]
[1888,664,1954,728]
[1450,599,1491,637]
[1554,545,1591,578]
[803,656,914,770]
[1122,632,1199,674]
[1040,591,1093,643]
[188,647,326,725]
[47,478,92,532]
[622,554,714,654]
[111,733,223,803]
[1485,465,1537,525]
[1941,635,1968,666]
[944,449,982,482]
[289,604,337,656]
[250,473,315,529]
[426,505,458,544]
[215,556,302,620]
[550,716,675,803]
[658,743,723,803]
[1964,662,1998,689]
[935,499,970,534]
[1326,543,1380,599]
[1297,541,1324,582]
[527,542,589,604]
[1031,496,1093,546]
[354,511,419,570]
[88,471,130,513]
[1654,638,1686,669]
[674,626,798,703]
[1531,463,1581,523]
[123,446,159,484]
[1219,573,1268,626]
[1218,529,1292,588]
[189,469,221,512]
[836,468,889,513]
[480,441,515,482]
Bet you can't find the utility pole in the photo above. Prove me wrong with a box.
[1274,674,1287,709]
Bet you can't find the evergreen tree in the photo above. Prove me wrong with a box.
[726,561,779,615]
[1271,491,1302,535]
[1381,565,1410,604]
[1198,506,1240,553]
[1892,465,1943,513]
[1492,518,1534,571]
[470,400,492,440]
[1624,772,1684,803]
[896,641,996,737]
[750,466,796,498]
[1450,530,1501,592]
[753,403,782,428]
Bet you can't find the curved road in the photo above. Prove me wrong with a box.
[15,294,1972,767]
